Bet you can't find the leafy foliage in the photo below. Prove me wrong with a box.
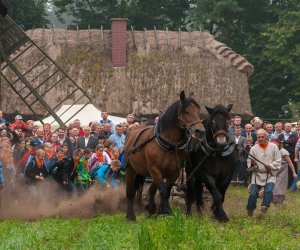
[8,0,49,30]
[192,0,300,119]
[52,0,193,29]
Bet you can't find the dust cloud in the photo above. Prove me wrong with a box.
[0,180,127,221]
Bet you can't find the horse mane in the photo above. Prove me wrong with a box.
[157,97,200,133]
[207,104,231,120]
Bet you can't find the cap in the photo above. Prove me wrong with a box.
[29,141,39,147]
[141,118,147,122]
[15,115,23,120]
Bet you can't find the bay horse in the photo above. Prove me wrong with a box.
[125,91,205,221]
[185,104,239,222]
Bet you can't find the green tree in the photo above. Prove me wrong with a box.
[191,0,300,119]
[250,8,300,119]
[52,0,193,29]
[9,0,49,30]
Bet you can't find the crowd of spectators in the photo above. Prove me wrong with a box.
[229,115,300,216]
[0,110,150,204]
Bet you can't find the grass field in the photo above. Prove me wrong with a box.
[1,186,300,249]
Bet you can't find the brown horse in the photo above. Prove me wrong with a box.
[124,91,205,221]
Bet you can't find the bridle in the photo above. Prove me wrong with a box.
[177,116,203,136]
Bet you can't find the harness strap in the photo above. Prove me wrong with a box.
[154,124,188,152]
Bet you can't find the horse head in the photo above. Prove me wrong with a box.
[205,104,232,149]
[177,91,205,138]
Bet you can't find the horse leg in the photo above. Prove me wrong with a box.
[157,181,172,215]
[195,179,204,214]
[185,177,195,216]
[145,183,157,215]
[125,163,137,221]
[204,174,229,222]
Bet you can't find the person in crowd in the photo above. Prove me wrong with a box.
[62,149,84,195]
[69,135,77,149]
[262,121,269,130]
[32,124,39,136]
[126,113,135,126]
[43,143,57,173]
[122,123,129,136]
[50,133,61,151]
[76,126,98,150]
[0,110,6,127]
[108,124,125,149]
[232,126,247,184]
[251,117,263,132]
[111,147,120,160]
[61,143,70,159]
[73,119,84,137]
[89,121,99,136]
[272,138,297,205]
[246,129,281,217]
[83,148,93,163]
[100,123,112,140]
[94,159,122,188]
[19,141,39,174]
[31,128,46,147]
[57,127,74,157]
[49,147,66,184]
[72,127,79,139]
[11,115,27,130]
[25,149,48,183]
[98,134,106,146]
[295,120,300,139]
[43,123,52,141]
[99,111,115,133]
[278,122,297,187]
[244,123,257,146]
[88,144,111,178]
[25,120,34,137]
[290,137,300,191]
[73,154,91,194]
[95,125,103,138]
[0,147,4,207]
[13,138,26,169]
[271,122,284,140]
[140,118,148,127]
[230,116,245,135]
[1,148,16,198]
[265,123,274,141]
[103,140,114,159]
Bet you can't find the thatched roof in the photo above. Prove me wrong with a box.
[27,28,253,77]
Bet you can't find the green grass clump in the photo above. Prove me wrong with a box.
[1,187,300,249]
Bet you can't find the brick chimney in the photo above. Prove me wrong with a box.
[111,18,128,68]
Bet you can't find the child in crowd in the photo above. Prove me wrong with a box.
[88,144,111,178]
[95,160,122,188]
[0,147,4,207]
[73,151,91,194]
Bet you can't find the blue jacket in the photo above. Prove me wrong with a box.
[0,161,4,187]
[95,165,119,188]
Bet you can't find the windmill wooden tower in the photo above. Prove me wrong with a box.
[0,7,91,128]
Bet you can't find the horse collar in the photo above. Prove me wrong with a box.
[154,124,188,152]
[199,135,236,157]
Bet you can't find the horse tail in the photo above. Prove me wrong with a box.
[134,174,145,208]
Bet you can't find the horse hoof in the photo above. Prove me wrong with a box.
[126,214,136,221]
[145,204,156,215]
[216,214,229,222]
